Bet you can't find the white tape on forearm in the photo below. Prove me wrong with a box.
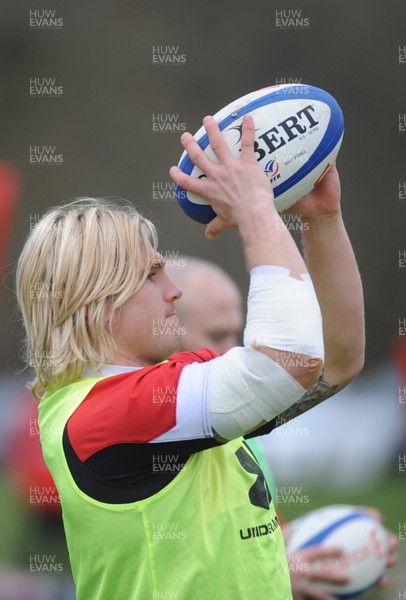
[243,265,324,360]
[209,346,306,440]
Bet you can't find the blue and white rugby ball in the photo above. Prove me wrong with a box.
[175,84,344,223]
[285,505,388,599]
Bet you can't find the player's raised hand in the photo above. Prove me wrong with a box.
[285,163,341,221]
[170,115,274,239]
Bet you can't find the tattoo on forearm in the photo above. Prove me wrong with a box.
[275,374,339,427]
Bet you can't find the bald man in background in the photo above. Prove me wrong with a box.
[166,256,397,600]
[167,257,243,355]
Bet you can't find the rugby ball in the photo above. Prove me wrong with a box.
[175,84,344,223]
[285,505,388,599]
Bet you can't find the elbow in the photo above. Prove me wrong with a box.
[255,344,324,390]
[328,332,365,389]
[330,356,365,392]
[348,355,365,381]
[291,354,324,390]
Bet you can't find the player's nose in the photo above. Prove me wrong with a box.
[163,274,182,302]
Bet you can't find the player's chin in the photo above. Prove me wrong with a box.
[160,332,184,360]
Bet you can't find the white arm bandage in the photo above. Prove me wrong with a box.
[244,265,324,360]
[210,345,307,440]
[209,265,324,440]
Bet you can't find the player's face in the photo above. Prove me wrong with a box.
[111,256,183,366]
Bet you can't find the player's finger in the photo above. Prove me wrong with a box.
[203,116,232,163]
[205,216,223,240]
[240,115,256,161]
[308,564,350,585]
[298,546,344,562]
[169,166,206,197]
[386,531,399,568]
[386,551,398,568]
[179,132,216,175]
[387,531,399,551]
[357,506,382,521]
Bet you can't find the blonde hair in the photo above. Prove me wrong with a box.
[16,198,158,399]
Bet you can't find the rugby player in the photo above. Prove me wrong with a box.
[16,115,364,599]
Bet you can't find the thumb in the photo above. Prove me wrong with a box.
[205,217,223,240]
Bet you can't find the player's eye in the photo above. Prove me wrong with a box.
[147,260,164,281]
[147,264,162,280]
